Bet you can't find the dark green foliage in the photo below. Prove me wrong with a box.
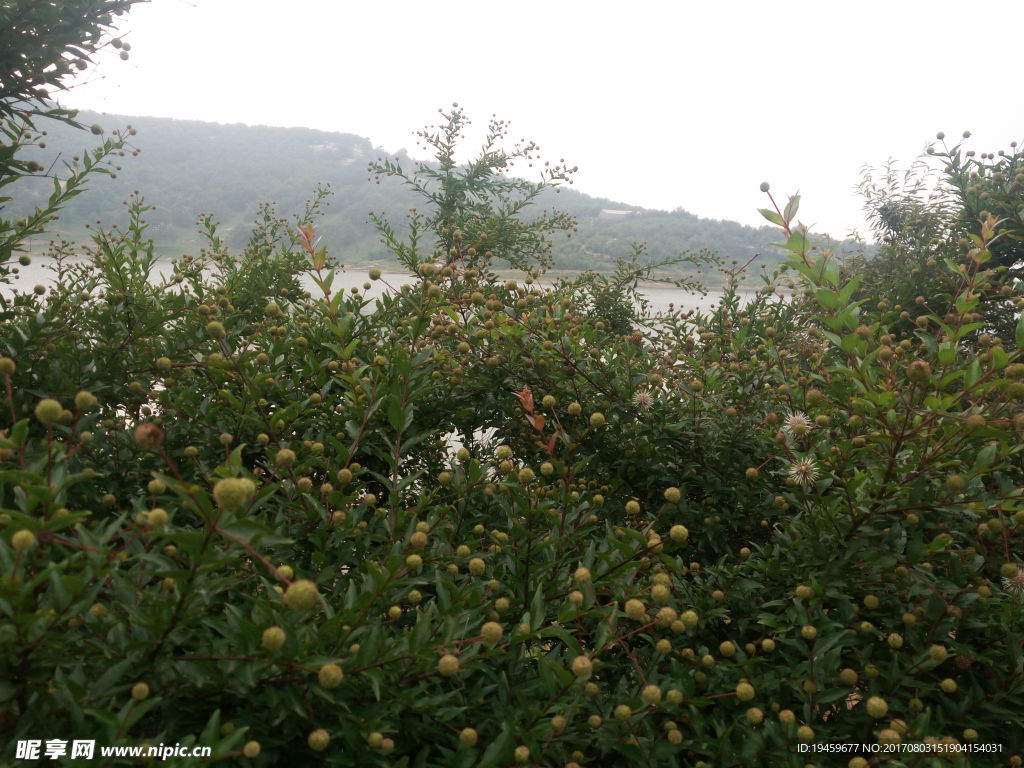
[0,0,137,125]
[0,0,138,286]
[1,7,1023,765]
[1,112,1023,765]
[846,134,1023,348]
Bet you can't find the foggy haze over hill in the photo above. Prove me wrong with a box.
[14,111,822,275]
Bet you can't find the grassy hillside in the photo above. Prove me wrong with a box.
[13,111,801,274]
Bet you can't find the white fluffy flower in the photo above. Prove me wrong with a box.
[783,411,812,438]
[633,391,654,410]
[787,456,819,490]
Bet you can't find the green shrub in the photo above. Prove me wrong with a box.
[1,8,1023,766]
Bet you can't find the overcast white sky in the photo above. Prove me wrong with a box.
[61,0,1022,239]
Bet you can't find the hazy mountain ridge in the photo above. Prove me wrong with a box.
[13,111,806,272]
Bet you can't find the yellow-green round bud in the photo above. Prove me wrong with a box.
[865,696,888,718]
[573,567,592,584]
[307,729,330,751]
[131,682,150,701]
[481,621,503,646]
[906,359,931,383]
[261,626,286,651]
[438,654,460,677]
[878,728,901,744]
[795,584,815,600]
[276,564,294,580]
[34,398,63,425]
[641,684,662,705]
[283,579,319,611]
[571,655,593,677]
[213,477,256,511]
[965,413,986,431]
[11,529,36,551]
[405,553,423,570]
[624,599,646,621]
[651,584,670,603]
[318,663,343,688]
[74,390,98,410]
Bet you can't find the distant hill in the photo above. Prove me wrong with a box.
[12,111,807,274]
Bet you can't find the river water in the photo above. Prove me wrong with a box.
[2,258,759,316]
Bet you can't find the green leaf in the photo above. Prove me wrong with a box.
[838,274,863,303]
[814,289,840,310]
[783,194,800,222]
[965,358,981,388]
[530,583,545,630]
[785,230,808,256]
[973,442,998,471]
[387,398,411,432]
[477,723,512,768]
